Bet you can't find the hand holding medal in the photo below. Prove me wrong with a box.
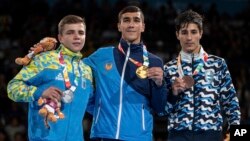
[182,76,195,89]
[147,67,164,86]
[173,51,207,95]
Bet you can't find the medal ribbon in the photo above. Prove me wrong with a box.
[118,43,149,67]
[59,52,71,89]
[177,52,208,77]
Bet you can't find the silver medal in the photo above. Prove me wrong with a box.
[62,86,76,103]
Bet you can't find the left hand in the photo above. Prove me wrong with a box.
[147,67,163,86]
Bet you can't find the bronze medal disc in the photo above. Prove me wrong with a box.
[136,66,148,79]
[182,76,195,88]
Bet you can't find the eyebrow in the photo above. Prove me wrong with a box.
[122,16,141,20]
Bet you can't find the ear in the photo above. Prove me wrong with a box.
[199,30,203,39]
[141,23,145,32]
[117,23,121,32]
[58,34,62,42]
[176,31,180,40]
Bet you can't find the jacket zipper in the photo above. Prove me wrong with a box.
[116,45,131,139]
[191,53,196,132]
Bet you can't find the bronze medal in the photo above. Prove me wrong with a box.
[182,76,195,88]
[136,65,148,79]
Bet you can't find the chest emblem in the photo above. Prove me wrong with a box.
[105,63,113,71]
[205,71,214,83]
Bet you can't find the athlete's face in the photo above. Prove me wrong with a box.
[58,23,86,53]
[118,12,145,44]
[176,23,203,53]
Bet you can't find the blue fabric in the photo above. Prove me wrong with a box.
[164,47,240,133]
[8,45,93,141]
[84,39,167,141]
[168,130,223,141]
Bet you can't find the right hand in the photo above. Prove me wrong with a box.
[147,67,163,87]
[172,77,187,96]
[42,87,62,101]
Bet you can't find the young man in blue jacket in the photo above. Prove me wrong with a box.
[84,6,167,141]
[7,15,93,141]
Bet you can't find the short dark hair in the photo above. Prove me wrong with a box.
[118,6,144,23]
[175,9,203,32]
[58,15,86,34]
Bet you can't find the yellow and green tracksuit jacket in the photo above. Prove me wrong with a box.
[7,45,93,141]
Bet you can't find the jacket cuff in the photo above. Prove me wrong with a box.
[33,87,43,101]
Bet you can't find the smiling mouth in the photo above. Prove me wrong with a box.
[126,30,136,32]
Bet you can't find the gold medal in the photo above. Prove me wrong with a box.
[136,65,148,79]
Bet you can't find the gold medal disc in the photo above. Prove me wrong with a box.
[136,65,148,79]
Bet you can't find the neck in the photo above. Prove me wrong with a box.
[184,45,201,54]
[122,38,141,45]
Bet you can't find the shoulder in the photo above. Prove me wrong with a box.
[207,54,227,66]
[208,54,224,61]
[148,52,162,60]
[89,46,114,56]
[31,50,59,69]
[148,52,163,65]
[164,57,177,67]
[83,46,115,65]
[33,50,58,61]
[95,46,115,53]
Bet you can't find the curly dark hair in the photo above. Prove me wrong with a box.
[175,9,203,32]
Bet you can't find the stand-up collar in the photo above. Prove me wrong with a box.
[57,44,82,60]
[180,46,206,63]
[120,38,144,52]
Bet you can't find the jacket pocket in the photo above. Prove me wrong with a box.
[94,99,101,124]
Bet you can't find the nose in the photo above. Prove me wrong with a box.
[128,21,135,27]
[73,33,80,39]
[187,33,192,40]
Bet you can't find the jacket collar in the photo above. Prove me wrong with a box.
[120,38,144,52]
[180,46,206,63]
[57,44,82,60]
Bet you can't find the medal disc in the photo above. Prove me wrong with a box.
[136,65,148,79]
[62,90,74,103]
[182,76,195,88]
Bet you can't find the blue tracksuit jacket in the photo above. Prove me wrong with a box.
[164,47,240,141]
[84,39,167,141]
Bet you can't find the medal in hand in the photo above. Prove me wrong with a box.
[62,86,76,103]
[136,65,148,79]
[182,76,195,88]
